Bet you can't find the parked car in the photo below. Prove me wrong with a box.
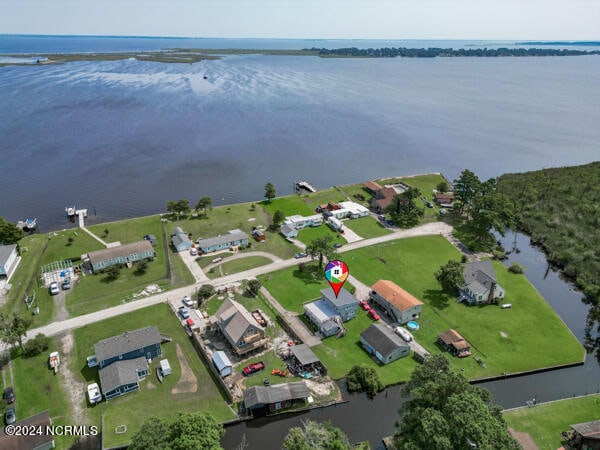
[263,378,270,386]
[395,326,413,342]
[368,309,380,321]
[178,306,190,319]
[294,253,307,259]
[242,361,265,376]
[359,300,370,311]
[49,282,59,295]
[182,296,193,307]
[190,247,198,256]
[333,243,343,248]
[3,387,15,404]
[4,408,16,425]
[61,278,71,290]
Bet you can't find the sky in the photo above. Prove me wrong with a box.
[1,0,599,40]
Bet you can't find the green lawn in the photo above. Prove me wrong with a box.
[259,263,355,313]
[261,196,314,217]
[71,303,235,448]
[207,256,273,279]
[336,183,372,207]
[296,225,345,247]
[312,313,420,386]
[504,394,600,450]
[239,351,304,388]
[87,215,159,245]
[343,235,584,379]
[342,216,391,239]
[10,343,74,449]
[41,229,105,266]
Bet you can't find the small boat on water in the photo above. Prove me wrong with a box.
[65,206,76,218]
[16,218,37,231]
[295,181,317,193]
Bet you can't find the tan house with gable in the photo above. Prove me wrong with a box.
[369,280,423,324]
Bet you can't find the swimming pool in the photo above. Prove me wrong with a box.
[407,321,419,331]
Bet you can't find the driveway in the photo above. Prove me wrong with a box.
[341,226,363,243]
[178,249,209,282]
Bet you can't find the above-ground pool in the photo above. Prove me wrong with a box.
[407,321,419,331]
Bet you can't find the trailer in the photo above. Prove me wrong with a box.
[87,383,102,404]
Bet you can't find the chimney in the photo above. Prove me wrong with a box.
[487,282,496,304]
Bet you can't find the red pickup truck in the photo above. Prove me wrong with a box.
[242,362,265,376]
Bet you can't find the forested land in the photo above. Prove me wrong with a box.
[305,47,600,58]
[498,162,600,360]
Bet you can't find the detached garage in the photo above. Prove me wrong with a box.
[212,351,233,377]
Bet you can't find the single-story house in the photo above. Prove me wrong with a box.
[325,201,370,219]
[93,326,162,400]
[304,288,359,337]
[289,344,327,376]
[280,224,298,239]
[370,280,423,324]
[0,410,55,450]
[171,227,192,252]
[437,329,471,358]
[565,420,600,450]
[99,356,149,400]
[86,240,155,272]
[363,180,383,194]
[360,324,410,364]
[434,193,455,208]
[94,326,162,369]
[283,214,323,230]
[197,229,248,253]
[143,234,157,246]
[0,244,19,279]
[212,350,233,377]
[211,298,268,355]
[327,216,343,232]
[458,260,505,305]
[252,229,266,241]
[370,187,398,213]
[243,381,310,416]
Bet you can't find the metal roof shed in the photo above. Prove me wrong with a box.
[212,351,233,377]
[159,359,171,376]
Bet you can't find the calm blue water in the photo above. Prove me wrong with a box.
[0,36,599,230]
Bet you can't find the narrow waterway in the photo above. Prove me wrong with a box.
[221,231,600,449]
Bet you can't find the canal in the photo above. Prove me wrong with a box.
[221,231,600,450]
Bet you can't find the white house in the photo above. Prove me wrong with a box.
[0,244,19,279]
[327,216,343,232]
[283,214,323,230]
[326,202,370,220]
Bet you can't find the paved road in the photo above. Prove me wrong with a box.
[178,249,210,282]
[203,251,282,272]
[24,222,453,341]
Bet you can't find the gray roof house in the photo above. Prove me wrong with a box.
[197,230,248,253]
[458,260,505,305]
[303,287,359,337]
[243,381,310,415]
[360,324,410,364]
[93,326,162,400]
[212,298,267,355]
[86,240,154,272]
[0,244,18,278]
[171,227,192,252]
[280,223,298,239]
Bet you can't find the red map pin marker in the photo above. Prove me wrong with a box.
[324,260,349,298]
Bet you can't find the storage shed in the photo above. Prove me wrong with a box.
[212,351,233,377]
[159,359,171,376]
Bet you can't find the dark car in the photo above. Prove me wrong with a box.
[3,387,15,404]
[242,362,265,376]
[4,408,16,425]
[333,243,343,248]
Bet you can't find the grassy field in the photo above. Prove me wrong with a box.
[261,196,315,217]
[504,394,600,449]
[296,225,346,247]
[312,312,420,385]
[239,351,304,388]
[206,256,273,279]
[40,229,105,266]
[343,235,584,379]
[342,216,391,239]
[10,342,75,449]
[71,303,235,448]
[259,263,355,313]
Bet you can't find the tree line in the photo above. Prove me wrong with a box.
[304,46,600,58]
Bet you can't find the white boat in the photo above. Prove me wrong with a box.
[395,326,413,342]
[87,383,102,404]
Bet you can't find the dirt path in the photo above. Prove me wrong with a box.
[171,343,197,394]
[60,333,86,424]
[203,251,283,272]
[509,428,539,450]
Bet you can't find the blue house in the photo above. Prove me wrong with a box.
[303,288,359,337]
[86,241,154,272]
[280,224,298,239]
[171,227,192,252]
[93,326,162,400]
[197,229,248,254]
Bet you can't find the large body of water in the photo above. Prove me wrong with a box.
[0,36,599,230]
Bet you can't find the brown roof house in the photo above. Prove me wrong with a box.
[212,298,268,355]
[0,410,55,450]
[434,192,455,208]
[85,240,154,272]
[565,420,600,450]
[363,180,383,194]
[437,329,471,358]
[370,280,423,324]
[370,187,398,213]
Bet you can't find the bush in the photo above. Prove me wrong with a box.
[24,333,50,356]
[197,284,215,301]
[508,262,524,274]
[346,365,384,397]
